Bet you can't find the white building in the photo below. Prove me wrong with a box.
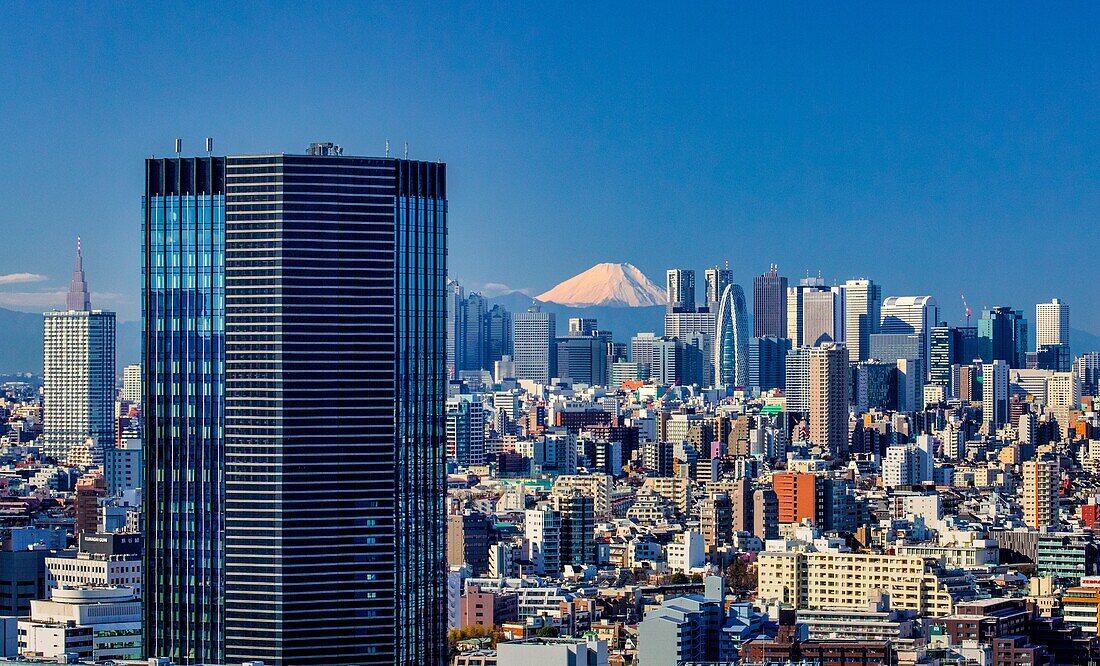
[121,364,141,405]
[42,311,116,461]
[882,436,934,489]
[45,533,142,594]
[525,507,562,576]
[880,296,938,374]
[104,437,142,495]
[513,306,557,383]
[1036,298,1069,347]
[666,531,706,573]
[18,586,140,662]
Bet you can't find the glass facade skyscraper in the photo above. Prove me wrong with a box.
[144,148,447,665]
[142,156,227,664]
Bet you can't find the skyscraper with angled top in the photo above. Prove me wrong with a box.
[144,144,448,665]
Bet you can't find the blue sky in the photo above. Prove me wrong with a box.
[1,3,1097,333]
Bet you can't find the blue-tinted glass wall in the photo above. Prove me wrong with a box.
[223,155,446,665]
[142,157,226,664]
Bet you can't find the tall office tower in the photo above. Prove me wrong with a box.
[978,306,1028,368]
[556,335,608,385]
[1036,298,1069,347]
[630,332,659,372]
[665,268,696,313]
[122,364,142,405]
[484,304,512,365]
[880,296,938,375]
[42,241,116,462]
[714,284,750,388]
[144,148,448,665]
[786,276,829,348]
[446,279,465,377]
[664,310,717,383]
[809,343,849,455]
[568,317,597,336]
[554,492,595,567]
[929,326,955,389]
[460,292,489,371]
[513,305,557,383]
[446,394,486,468]
[801,288,842,348]
[1022,458,1060,529]
[841,279,881,361]
[953,326,979,364]
[749,336,791,392]
[895,358,924,413]
[1077,352,1100,397]
[653,337,704,386]
[982,359,1010,432]
[704,265,732,311]
[753,265,788,338]
[143,155,227,663]
[784,347,811,413]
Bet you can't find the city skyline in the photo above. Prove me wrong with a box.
[2,4,1099,333]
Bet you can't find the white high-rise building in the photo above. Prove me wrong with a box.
[525,506,562,575]
[1036,298,1069,347]
[841,279,881,362]
[513,305,556,383]
[786,276,829,348]
[666,269,696,312]
[881,296,938,375]
[983,360,1010,432]
[122,364,141,405]
[42,240,115,461]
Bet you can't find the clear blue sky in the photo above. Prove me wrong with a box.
[1,3,1097,333]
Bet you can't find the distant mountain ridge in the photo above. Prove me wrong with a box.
[537,262,666,308]
[0,307,139,375]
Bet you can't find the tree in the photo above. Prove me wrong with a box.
[724,557,757,592]
[670,571,689,585]
[536,625,559,638]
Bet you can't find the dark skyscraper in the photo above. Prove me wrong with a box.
[753,264,788,338]
[144,146,447,665]
[978,306,1028,368]
[143,156,227,664]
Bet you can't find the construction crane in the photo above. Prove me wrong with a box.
[961,294,972,326]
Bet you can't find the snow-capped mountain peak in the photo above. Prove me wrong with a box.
[536,262,667,308]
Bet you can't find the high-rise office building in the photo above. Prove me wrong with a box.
[556,335,609,385]
[714,283,750,388]
[461,292,489,371]
[1077,352,1100,397]
[446,279,465,377]
[753,265,788,338]
[809,343,849,455]
[1022,458,1060,530]
[485,304,513,365]
[977,306,1028,368]
[704,265,732,311]
[567,317,597,336]
[144,147,448,665]
[880,296,938,375]
[929,326,955,389]
[749,336,791,392]
[666,269,696,313]
[840,279,881,362]
[1036,298,1069,347]
[665,310,717,383]
[801,287,842,348]
[513,306,557,383]
[786,276,829,348]
[43,241,116,462]
[122,364,142,405]
[143,155,227,664]
[653,336,705,386]
[982,359,1010,432]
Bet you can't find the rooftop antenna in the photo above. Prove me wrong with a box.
[385,140,391,158]
[404,142,409,159]
[174,138,182,155]
[205,137,213,153]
